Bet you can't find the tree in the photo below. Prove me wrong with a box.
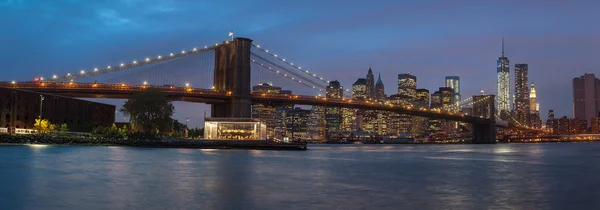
[34,119,51,133]
[59,123,68,135]
[120,89,174,133]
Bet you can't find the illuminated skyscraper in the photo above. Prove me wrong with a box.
[365,73,387,134]
[529,82,542,128]
[387,94,414,134]
[514,64,530,126]
[413,89,430,136]
[445,76,460,110]
[251,83,282,137]
[352,78,367,100]
[325,81,343,137]
[530,83,538,113]
[398,74,417,98]
[497,38,510,119]
[307,106,326,141]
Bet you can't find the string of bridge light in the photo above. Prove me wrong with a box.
[251,59,324,93]
[39,42,224,83]
[251,44,330,85]
[443,97,474,110]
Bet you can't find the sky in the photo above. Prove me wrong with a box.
[1,0,599,128]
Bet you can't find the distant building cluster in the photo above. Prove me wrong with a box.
[250,66,476,141]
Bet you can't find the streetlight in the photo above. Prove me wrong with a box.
[39,95,44,120]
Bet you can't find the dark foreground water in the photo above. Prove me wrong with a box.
[1,143,600,210]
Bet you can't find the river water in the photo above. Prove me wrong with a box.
[1,143,600,210]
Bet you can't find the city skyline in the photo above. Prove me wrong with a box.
[1,0,599,128]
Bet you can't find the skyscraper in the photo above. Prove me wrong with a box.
[398,74,417,98]
[514,64,530,126]
[530,83,538,113]
[573,73,600,127]
[414,89,430,136]
[251,83,282,137]
[352,78,367,100]
[497,38,510,119]
[546,110,555,131]
[375,73,385,101]
[529,82,541,128]
[307,106,326,141]
[325,81,343,137]
[445,76,461,110]
[366,67,375,100]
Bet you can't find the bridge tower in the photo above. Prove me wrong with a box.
[472,95,496,143]
[211,37,253,118]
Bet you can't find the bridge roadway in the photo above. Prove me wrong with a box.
[1,82,493,124]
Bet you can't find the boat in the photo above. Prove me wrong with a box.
[382,134,415,144]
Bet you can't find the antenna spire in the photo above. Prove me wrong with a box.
[501,37,505,57]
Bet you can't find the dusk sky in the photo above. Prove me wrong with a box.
[1,0,599,128]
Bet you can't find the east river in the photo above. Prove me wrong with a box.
[1,143,600,210]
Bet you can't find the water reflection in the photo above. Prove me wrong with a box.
[1,143,600,209]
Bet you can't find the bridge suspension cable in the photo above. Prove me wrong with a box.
[45,44,219,83]
[251,59,324,93]
[251,44,330,85]
[250,52,327,91]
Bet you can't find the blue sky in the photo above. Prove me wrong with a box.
[1,0,599,128]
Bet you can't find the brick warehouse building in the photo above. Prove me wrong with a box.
[0,87,115,132]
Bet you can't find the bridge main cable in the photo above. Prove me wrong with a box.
[49,45,218,82]
[251,52,327,91]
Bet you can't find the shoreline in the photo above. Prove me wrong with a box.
[0,135,307,150]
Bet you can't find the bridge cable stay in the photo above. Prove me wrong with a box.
[251,44,329,85]
[98,50,215,89]
[251,44,353,96]
[250,59,324,94]
[44,45,217,83]
[250,53,327,91]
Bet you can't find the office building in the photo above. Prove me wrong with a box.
[325,81,343,137]
[398,74,417,98]
[251,83,282,137]
[307,106,326,141]
[445,76,461,110]
[514,64,530,126]
[573,73,600,127]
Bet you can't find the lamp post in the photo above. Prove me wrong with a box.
[39,95,44,119]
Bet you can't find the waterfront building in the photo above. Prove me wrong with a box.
[0,87,115,132]
[251,83,282,137]
[439,87,456,134]
[387,94,414,135]
[325,81,343,137]
[445,76,461,110]
[573,73,600,127]
[514,64,530,126]
[428,91,443,135]
[285,107,311,138]
[307,106,326,141]
[552,117,587,135]
[413,89,430,137]
[204,118,267,140]
[353,78,367,131]
[497,38,511,120]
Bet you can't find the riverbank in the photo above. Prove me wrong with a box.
[0,134,307,150]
